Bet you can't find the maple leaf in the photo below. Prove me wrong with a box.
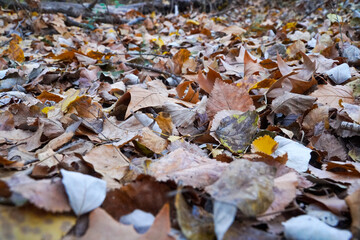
[207,80,254,119]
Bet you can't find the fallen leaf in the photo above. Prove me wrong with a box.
[343,103,360,124]
[215,111,258,153]
[207,79,254,119]
[83,144,129,180]
[175,189,215,240]
[310,85,354,109]
[251,135,278,155]
[271,92,316,115]
[283,215,352,240]
[5,40,25,62]
[326,63,351,84]
[206,159,276,217]
[61,169,107,216]
[102,175,173,220]
[79,208,141,240]
[259,172,298,221]
[140,203,173,240]
[0,205,75,240]
[10,177,71,213]
[213,200,237,240]
[272,136,312,172]
[345,189,360,238]
[149,148,228,188]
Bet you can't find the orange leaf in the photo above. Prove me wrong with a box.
[251,135,278,155]
[207,79,254,118]
[37,91,63,103]
[6,40,25,62]
[176,81,199,103]
[173,49,191,66]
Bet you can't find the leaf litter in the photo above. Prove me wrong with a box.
[0,0,360,239]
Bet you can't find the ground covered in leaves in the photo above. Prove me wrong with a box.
[0,0,360,239]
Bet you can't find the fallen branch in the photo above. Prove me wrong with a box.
[117,61,182,84]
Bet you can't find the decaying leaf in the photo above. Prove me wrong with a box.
[0,205,75,240]
[206,159,276,217]
[175,189,215,240]
[215,111,259,153]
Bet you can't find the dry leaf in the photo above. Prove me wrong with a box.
[207,80,254,119]
[206,159,276,216]
[149,148,228,188]
[83,145,129,180]
[310,85,354,109]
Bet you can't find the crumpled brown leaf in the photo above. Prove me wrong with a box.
[206,159,276,217]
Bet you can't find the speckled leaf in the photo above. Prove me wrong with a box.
[215,111,259,153]
[206,159,276,217]
[0,205,76,240]
[175,189,215,240]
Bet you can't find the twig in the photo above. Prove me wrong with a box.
[117,61,182,84]
[65,15,95,30]
[300,1,327,21]
[116,52,171,58]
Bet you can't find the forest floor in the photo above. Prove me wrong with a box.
[0,0,360,239]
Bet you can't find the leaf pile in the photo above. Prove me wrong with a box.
[0,1,360,239]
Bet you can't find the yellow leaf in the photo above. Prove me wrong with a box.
[251,135,278,155]
[42,106,55,114]
[168,135,183,142]
[61,89,80,112]
[151,37,164,48]
[249,78,277,90]
[186,19,200,25]
[6,40,25,62]
[327,13,342,23]
[0,205,76,240]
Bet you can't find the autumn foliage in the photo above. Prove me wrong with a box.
[0,0,360,239]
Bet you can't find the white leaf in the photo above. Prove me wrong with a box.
[61,169,106,216]
[326,63,351,84]
[272,136,312,172]
[214,201,237,240]
[283,215,352,240]
[119,209,155,234]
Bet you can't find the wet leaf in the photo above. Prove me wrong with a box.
[215,111,258,153]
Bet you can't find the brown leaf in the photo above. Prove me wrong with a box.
[271,92,316,115]
[10,177,71,213]
[258,172,298,221]
[195,68,221,94]
[83,144,129,180]
[244,50,265,77]
[302,106,329,131]
[5,40,25,63]
[149,148,228,188]
[311,132,348,161]
[175,189,215,240]
[79,208,141,240]
[102,175,173,220]
[207,80,254,119]
[138,127,168,154]
[206,159,276,216]
[310,85,354,109]
[345,189,360,238]
[140,203,174,240]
